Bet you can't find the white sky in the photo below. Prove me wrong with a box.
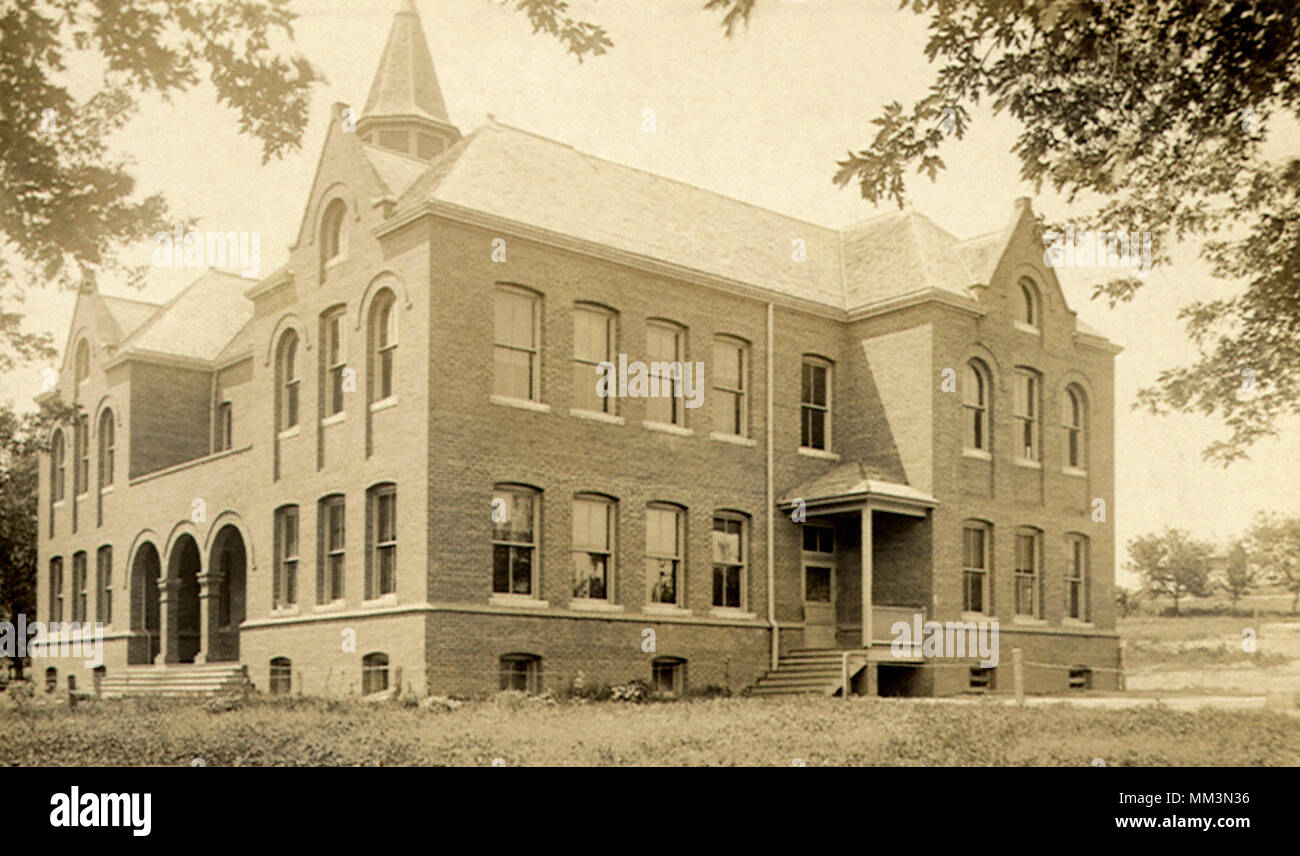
[6,0,1298,586]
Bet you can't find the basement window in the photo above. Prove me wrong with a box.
[270,657,292,695]
[652,657,686,696]
[1069,667,1092,691]
[969,667,994,691]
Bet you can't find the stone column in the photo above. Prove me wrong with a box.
[196,571,221,664]
[158,577,179,665]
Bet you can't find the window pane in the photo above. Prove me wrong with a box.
[805,566,831,602]
[495,291,534,349]
[711,517,742,564]
[494,347,533,399]
[574,309,610,363]
[493,491,534,543]
[648,558,677,603]
[646,325,678,362]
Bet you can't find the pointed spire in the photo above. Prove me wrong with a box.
[358,0,460,158]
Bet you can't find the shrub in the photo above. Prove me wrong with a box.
[610,679,650,703]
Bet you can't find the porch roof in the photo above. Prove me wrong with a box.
[777,461,938,514]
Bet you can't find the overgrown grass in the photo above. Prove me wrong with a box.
[2,694,1297,766]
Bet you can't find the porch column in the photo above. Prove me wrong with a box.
[860,503,873,648]
[195,571,220,664]
[158,577,179,665]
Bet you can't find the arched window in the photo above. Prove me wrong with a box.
[646,502,685,606]
[499,653,541,693]
[651,656,687,695]
[276,331,300,431]
[97,409,114,488]
[366,483,397,600]
[1013,368,1041,461]
[646,320,685,426]
[1064,534,1090,621]
[1013,528,1042,618]
[74,339,90,385]
[1018,277,1039,328]
[362,652,389,695]
[273,504,299,609]
[492,484,538,597]
[1063,386,1086,470]
[962,360,990,453]
[573,303,615,415]
[321,307,347,418]
[369,290,397,403]
[962,521,991,614]
[494,285,541,402]
[74,415,89,496]
[711,511,747,609]
[50,429,66,503]
[572,494,615,601]
[270,657,292,695]
[319,198,346,278]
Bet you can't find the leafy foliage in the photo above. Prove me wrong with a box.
[1243,511,1300,612]
[1126,527,1215,615]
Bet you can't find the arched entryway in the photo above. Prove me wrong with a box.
[168,534,202,663]
[209,525,247,662]
[129,543,161,664]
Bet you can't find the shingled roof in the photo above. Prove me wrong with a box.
[114,270,254,365]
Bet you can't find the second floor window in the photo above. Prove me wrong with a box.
[324,310,347,417]
[74,339,90,386]
[492,485,537,596]
[645,322,684,426]
[319,495,345,603]
[573,304,613,414]
[712,337,747,436]
[572,495,613,600]
[277,331,300,430]
[963,361,989,452]
[75,415,89,495]
[494,287,539,401]
[370,291,397,402]
[1014,370,1039,461]
[1063,387,1085,469]
[962,523,989,614]
[273,505,299,609]
[801,358,830,450]
[98,410,115,486]
[215,402,233,453]
[51,429,66,503]
[647,504,684,606]
[367,484,397,599]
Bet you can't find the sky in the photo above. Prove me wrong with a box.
[5,0,1298,586]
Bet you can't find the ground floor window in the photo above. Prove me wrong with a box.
[499,653,541,693]
[362,652,389,695]
[651,656,686,695]
[270,657,292,695]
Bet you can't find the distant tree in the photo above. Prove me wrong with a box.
[1114,584,1141,618]
[0,401,77,680]
[1243,512,1300,614]
[1218,540,1255,607]
[1126,528,1214,616]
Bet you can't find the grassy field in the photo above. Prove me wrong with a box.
[2,693,1298,766]
[1120,611,1300,696]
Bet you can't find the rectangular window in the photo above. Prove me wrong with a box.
[318,495,345,603]
[646,505,684,605]
[215,402,233,452]
[969,667,994,691]
[75,416,90,495]
[1065,535,1089,620]
[49,557,63,623]
[325,312,347,416]
[96,546,112,624]
[492,487,537,596]
[711,514,745,608]
[801,359,830,450]
[645,323,683,426]
[72,552,87,622]
[573,306,613,414]
[368,485,397,598]
[1014,370,1038,461]
[274,506,299,608]
[494,288,539,401]
[962,524,988,613]
[572,496,613,600]
[1014,531,1039,617]
[712,337,747,436]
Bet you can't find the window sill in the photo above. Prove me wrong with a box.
[52,500,65,509]
[643,603,688,615]
[314,599,347,614]
[568,599,624,613]
[362,593,398,609]
[271,605,300,618]
[1012,615,1047,626]
[641,420,692,437]
[1062,466,1087,478]
[710,432,755,447]
[324,254,347,273]
[1063,617,1093,628]
[797,447,839,461]
[962,448,992,461]
[1014,458,1042,470]
[490,395,551,414]
[321,412,346,427]
[369,397,398,414]
[709,607,755,620]
[489,593,549,609]
[1013,321,1041,335]
[99,485,114,495]
[570,408,624,425]
[278,426,301,440]
[960,611,990,622]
